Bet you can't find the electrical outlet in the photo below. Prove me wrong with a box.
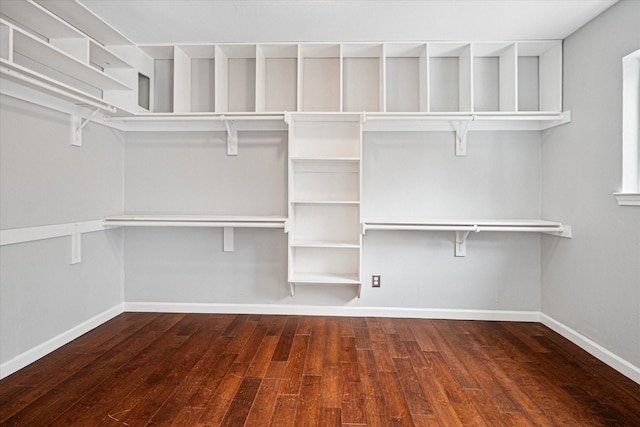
[372,275,381,287]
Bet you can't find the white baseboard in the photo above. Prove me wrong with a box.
[124,302,541,322]
[4,303,637,387]
[540,313,640,385]
[0,303,124,380]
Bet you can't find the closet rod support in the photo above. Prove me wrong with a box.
[455,116,476,156]
[454,226,479,257]
[72,107,101,147]
[220,115,238,155]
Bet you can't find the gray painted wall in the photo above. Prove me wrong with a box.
[541,0,640,367]
[0,95,124,365]
[124,129,542,311]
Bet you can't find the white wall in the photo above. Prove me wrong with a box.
[541,0,640,370]
[124,128,542,313]
[0,95,125,374]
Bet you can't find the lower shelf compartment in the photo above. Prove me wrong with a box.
[288,274,361,298]
[289,272,360,284]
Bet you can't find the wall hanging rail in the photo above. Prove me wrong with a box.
[103,215,288,252]
[362,219,572,257]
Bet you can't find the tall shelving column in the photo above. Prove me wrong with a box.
[287,113,363,297]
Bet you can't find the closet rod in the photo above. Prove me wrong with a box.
[364,113,564,122]
[0,65,116,113]
[111,114,285,122]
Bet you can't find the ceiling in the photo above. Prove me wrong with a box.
[79,0,618,45]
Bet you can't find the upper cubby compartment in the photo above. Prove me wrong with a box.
[176,45,216,113]
[256,44,298,112]
[215,44,256,113]
[429,43,472,112]
[139,45,174,113]
[300,44,341,112]
[473,43,517,112]
[343,44,383,113]
[517,41,562,112]
[385,43,427,112]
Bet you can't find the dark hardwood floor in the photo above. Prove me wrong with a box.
[1,313,639,426]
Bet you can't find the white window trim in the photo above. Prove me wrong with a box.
[615,48,640,206]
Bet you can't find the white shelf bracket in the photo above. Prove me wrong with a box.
[284,220,290,234]
[71,107,101,147]
[223,227,234,252]
[70,226,81,265]
[289,282,295,297]
[454,226,479,257]
[221,116,238,156]
[543,225,573,239]
[455,116,475,157]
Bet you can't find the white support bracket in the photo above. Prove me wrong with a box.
[70,225,81,265]
[223,227,234,252]
[71,107,101,147]
[455,116,475,156]
[454,226,479,257]
[542,225,573,238]
[290,282,295,296]
[221,116,238,156]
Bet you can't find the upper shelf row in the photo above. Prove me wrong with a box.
[0,0,562,116]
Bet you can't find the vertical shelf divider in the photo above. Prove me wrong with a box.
[459,43,473,112]
[419,43,429,112]
[215,44,228,113]
[173,46,190,113]
[255,44,266,112]
[539,42,563,112]
[500,43,518,112]
[380,43,387,112]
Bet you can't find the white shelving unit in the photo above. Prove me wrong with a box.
[0,0,134,113]
[287,113,363,297]
[0,0,568,124]
[0,0,574,297]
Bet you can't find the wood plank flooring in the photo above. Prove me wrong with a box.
[1,313,639,426]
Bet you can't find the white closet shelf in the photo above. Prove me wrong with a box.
[34,0,134,46]
[0,60,117,113]
[288,275,362,297]
[363,218,571,236]
[291,200,360,205]
[291,240,360,248]
[107,113,289,132]
[363,111,571,132]
[89,40,132,69]
[0,0,85,40]
[291,157,360,162]
[289,273,360,285]
[9,25,131,91]
[363,218,571,257]
[103,215,287,229]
